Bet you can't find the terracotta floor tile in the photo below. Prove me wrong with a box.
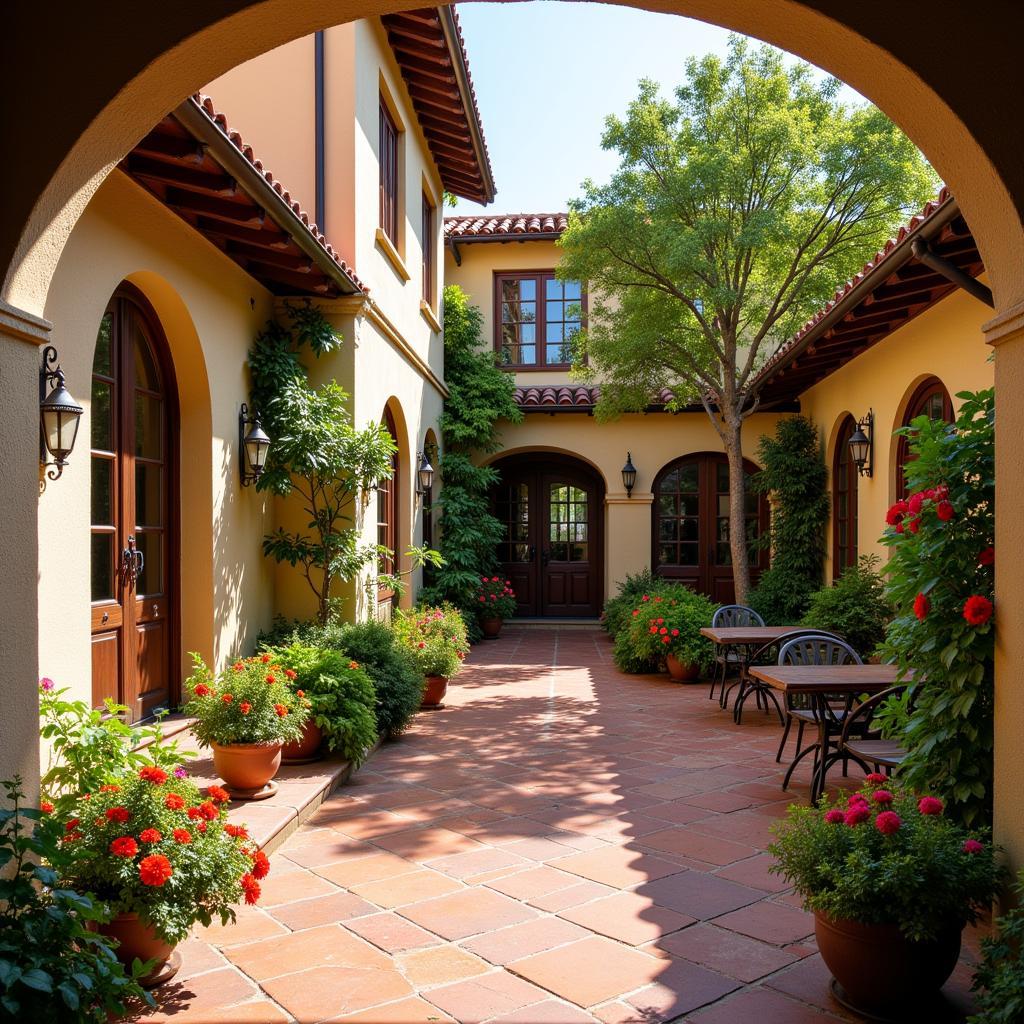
[683,790,761,812]
[373,826,486,860]
[143,997,292,1024]
[423,969,551,1022]
[713,901,816,945]
[559,891,695,945]
[399,886,538,940]
[637,871,763,920]
[510,936,665,1007]
[398,945,490,987]
[689,985,845,1023]
[527,880,618,912]
[333,995,457,1021]
[486,865,584,901]
[259,964,413,1021]
[350,868,465,909]
[714,853,792,893]
[281,833,378,870]
[195,905,289,947]
[255,868,339,908]
[501,836,581,862]
[488,999,599,1022]
[656,923,799,982]
[639,827,760,866]
[268,890,378,930]
[555,845,685,889]
[644,800,716,826]
[623,957,740,1020]
[315,851,420,888]
[462,917,591,966]
[343,912,442,953]
[134,967,263,1022]
[427,845,532,879]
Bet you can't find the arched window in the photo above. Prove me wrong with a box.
[833,416,859,580]
[652,453,768,603]
[896,377,954,498]
[377,408,400,603]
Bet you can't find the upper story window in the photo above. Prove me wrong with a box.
[422,193,434,306]
[379,97,399,245]
[494,272,584,368]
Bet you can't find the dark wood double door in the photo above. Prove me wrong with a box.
[90,288,177,722]
[492,455,604,618]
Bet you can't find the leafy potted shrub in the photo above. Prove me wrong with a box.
[970,869,1024,1023]
[53,763,267,986]
[0,777,154,1018]
[184,654,308,798]
[624,588,718,681]
[267,643,379,764]
[474,576,517,638]
[601,569,662,640]
[394,605,469,708]
[770,777,1002,1017]
[800,554,893,657]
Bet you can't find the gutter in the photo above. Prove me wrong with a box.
[910,238,993,307]
[446,232,563,248]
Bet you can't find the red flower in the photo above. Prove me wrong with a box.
[274,704,288,717]
[139,765,167,785]
[659,628,668,635]
[250,850,271,880]
[907,516,921,534]
[918,796,944,816]
[65,818,80,832]
[165,793,185,811]
[240,701,252,715]
[914,593,930,621]
[641,595,650,602]
[824,809,845,824]
[979,547,995,566]
[656,618,664,625]
[936,500,954,522]
[140,828,162,844]
[865,773,887,785]
[207,785,230,804]
[40,800,54,814]
[198,801,218,820]
[233,661,245,672]
[348,661,360,670]
[241,873,261,905]
[875,811,902,835]
[265,674,276,684]
[106,806,130,824]
[649,626,658,634]
[848,793,869,807]
[963,839,985,855]
[963,595,993,626]
[173,828,192,844]
[661,636,671,645]
[296,690,305,699]
[885,501,908,526]
[225,824,248,839]
[908,492,925,515]
[197,821,208,833]
[194,683,211,697]
[284,669,297,680]
[222,693,233,704]
[110,836,138,858]
[261,654,272,664]
[872,790,894,805]
[845,806,870,826]
[671,629,680,637]
[99,784,121,793]
[139,854,173,887]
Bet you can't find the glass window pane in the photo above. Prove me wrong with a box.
[135,394,162,459]
[681,519,699,541]
[659,469,679,493]
[136,463,162,528]
[678,464,698,491]
[550,542,568,561]
[679,543,699,565]
[717,495,729,516]
[520,345,536,364]
[717,542,732,565]
[91,380,112,451]
[519,279,536,300]
[571,543,586,561]
[136,531,163,595]
[134,334,160,392]
[564,281,582,300]
[658,495,677,515]
[91,457,112,526]
[717,462,730,491]
[520,323,535,343]
[93,313,113,376]
[545,278,562,299]
[658,544,676,566]
[659,518,678,542]
[546,301,562,321]
[91,533,114,601]
[681,494,699,517]
[546,322,562,343]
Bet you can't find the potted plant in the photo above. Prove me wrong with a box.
[394,605,469,708]
[769,777,1002,1017]
[625,589,717,681]
[54,763,268,987]
[184,654,307,798]
[473,576,517,638]
[268,643,379,765]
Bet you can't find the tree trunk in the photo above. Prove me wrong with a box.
[723,417,751,605]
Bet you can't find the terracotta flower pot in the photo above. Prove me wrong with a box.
[211,741,282,798]
[421,674,448,709]
[480,616,503,639]
[814,911,961,1015]
[281,720,323,764]
[101,912,178,987]
[665,654,700,682]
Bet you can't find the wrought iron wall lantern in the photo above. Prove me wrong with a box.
[239,404,271,486]
[622,452,637,497]
[39,345,84,481]
[848,410,874,477]
[416,449,435,497]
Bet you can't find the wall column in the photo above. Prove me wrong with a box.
[605,493,653,601]
[0,302,49,798]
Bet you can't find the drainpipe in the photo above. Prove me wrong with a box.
[314,31,326,231]
[910,238,994,307]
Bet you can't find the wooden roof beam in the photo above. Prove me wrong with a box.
[127,155,237,197]
[163,188,264,226]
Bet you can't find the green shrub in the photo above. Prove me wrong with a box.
[601,568,662,637]
[0,777,152,1021]
[267,644,378,764]
[393,605,469,679]
[800,555,893,656]
[613,627,658,673]
[970,869,1024,1023]
[612,584,717,674]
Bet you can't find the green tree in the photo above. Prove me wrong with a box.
[422,286,522,621]
[559,37,938,601]
[249,303,396,625]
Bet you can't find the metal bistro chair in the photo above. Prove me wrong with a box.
[734,629,844,726]
[840,684,910,776]
[776,634,863,794]
[709,604,764,706]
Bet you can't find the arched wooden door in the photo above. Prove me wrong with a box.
[492,454,604,618]
[90,286,178,721]
[652,454,769,603]
[832,416,859,580]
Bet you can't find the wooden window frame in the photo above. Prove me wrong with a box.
[379,96,399,245]
[832,416,859,581]
[492,270,587,370]
[377,408,400,604]
[896,377,954,499]
[421,192,435,307]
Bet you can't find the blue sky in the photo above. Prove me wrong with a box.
[451,2,865,216]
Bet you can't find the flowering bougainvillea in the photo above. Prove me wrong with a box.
[769,778,1001,942]
[473,576,518,620]
[879,389,994,826]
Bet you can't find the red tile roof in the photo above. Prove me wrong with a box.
[445,213,568,241]
[514,385,682,412]
[380,8,495,204]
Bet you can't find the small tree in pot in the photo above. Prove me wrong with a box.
[473,576,517,638]
[394,605,469,708]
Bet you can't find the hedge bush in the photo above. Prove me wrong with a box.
[800,555,893,657]
[601,568,662,638]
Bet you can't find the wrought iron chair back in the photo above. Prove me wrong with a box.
[712,605,765,628]
[779,634,863,727]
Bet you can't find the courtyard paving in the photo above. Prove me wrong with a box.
[136,627,982,1023]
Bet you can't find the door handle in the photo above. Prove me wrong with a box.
[121,535,140,590]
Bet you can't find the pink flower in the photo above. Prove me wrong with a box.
[845,806,870,826]
[963,839,985,855]
[918,796,944,816]
[848,793,870,807]
[824,809,845,824]
[39,677,55,692]
[865,773,888,785]
[875,811,902,835]
[872,790,894,804]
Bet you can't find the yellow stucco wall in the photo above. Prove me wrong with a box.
[799,282,993,578]
[40,171,277,708]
